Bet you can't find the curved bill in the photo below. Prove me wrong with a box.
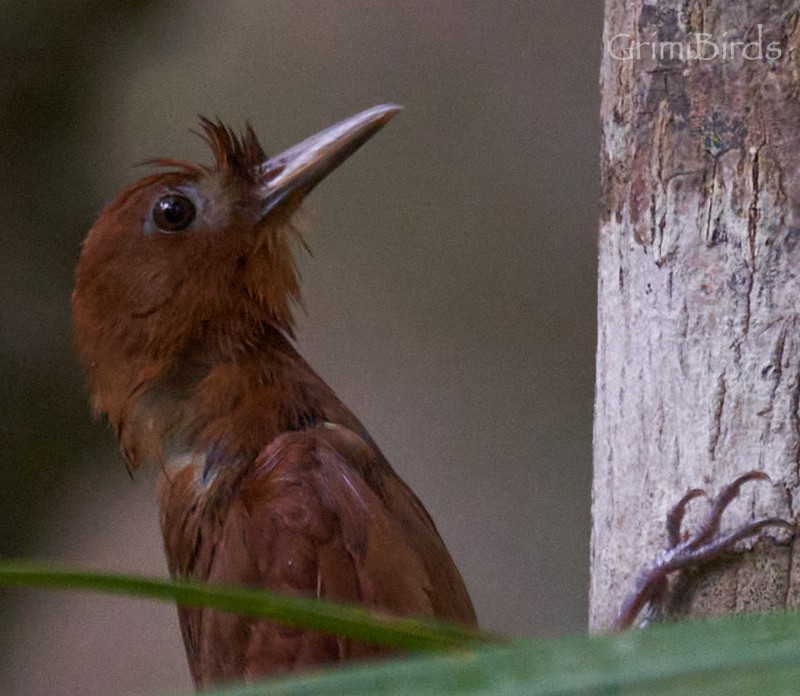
[256,103,402,216]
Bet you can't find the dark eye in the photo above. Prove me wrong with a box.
[152,194,196,232]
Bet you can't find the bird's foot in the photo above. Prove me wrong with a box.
[613,470,795,630]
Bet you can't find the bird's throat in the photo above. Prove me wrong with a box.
[114,327,351,487]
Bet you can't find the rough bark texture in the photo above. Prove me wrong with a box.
[592,0,800,630]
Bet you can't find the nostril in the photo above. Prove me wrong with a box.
[261,162,285,181]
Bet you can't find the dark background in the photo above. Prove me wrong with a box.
[0,2,602,694]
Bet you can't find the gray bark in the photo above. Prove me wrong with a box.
[591,0,800,630]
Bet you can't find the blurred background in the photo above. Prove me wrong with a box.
[0,2,602,694]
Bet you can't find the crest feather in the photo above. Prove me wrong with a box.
[194,117,267,178]
[142,119,267,178]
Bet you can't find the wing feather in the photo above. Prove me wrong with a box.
[181,423,475,685]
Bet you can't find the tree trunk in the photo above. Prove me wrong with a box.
[591,0,800,631]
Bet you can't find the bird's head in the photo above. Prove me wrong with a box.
[72,105,400,421]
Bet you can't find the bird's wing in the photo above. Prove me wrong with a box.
[184,422,475,684]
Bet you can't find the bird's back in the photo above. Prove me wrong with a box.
[160,411,475,686]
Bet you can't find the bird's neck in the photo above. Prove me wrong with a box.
[113,325,349,482]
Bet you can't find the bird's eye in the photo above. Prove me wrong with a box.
[152,194,196,232]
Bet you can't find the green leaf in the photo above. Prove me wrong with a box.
[3,559,800,695]
[180,611,800,696]
[0,559,489,651]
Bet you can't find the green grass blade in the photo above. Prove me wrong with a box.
[5,559,800,695]
[179,611,800,696]
[0,559,489,651]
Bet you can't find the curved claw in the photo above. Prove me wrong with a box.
[658,517,796,575]
[709,516,796,551]
[666,488,707,548]
[614,470,794,631]
[689,470,772,550]
[718,470,771,503]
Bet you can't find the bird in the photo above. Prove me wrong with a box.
[71,104,477,687]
